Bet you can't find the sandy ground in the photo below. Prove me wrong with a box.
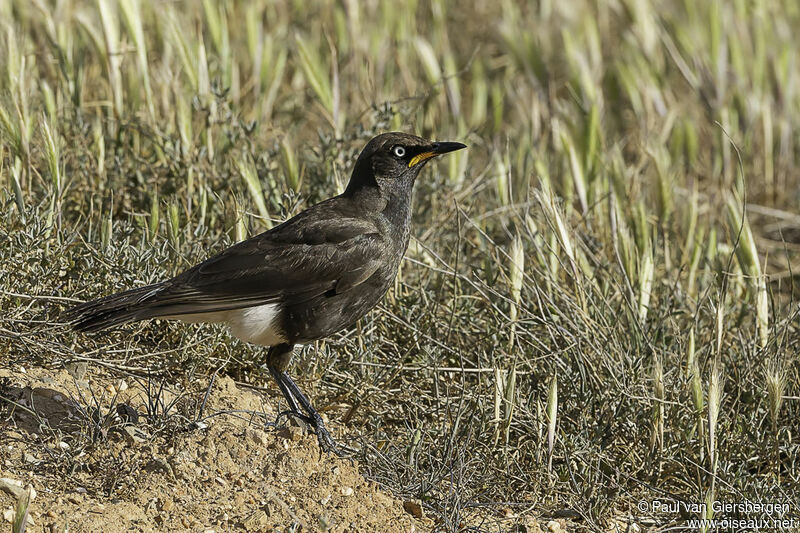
[0,365,431,532]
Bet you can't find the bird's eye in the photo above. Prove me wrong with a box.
[392,146,406,158]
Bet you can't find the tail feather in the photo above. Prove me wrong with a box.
[65,283,167,333]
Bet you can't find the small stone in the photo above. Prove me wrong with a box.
[319,513,331,529]
[147,457,176,479]
[122,426,147,444]
[0,478,25,499]
[2,508,13,523]
[242,510,269,531]
[522,517,545,533]
[161,498,174,512]
[0,481,34,502]
[23,453,39,464]
[340,486,354,497]
[65,362,88,380]
[246,427,269,446]
[89,504,105,514]
[403,500,424,519]
[546,520,563,533]
[277,426,303,442]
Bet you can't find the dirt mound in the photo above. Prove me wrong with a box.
[0,366,428,532]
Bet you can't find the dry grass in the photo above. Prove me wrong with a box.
[2,0,800,531]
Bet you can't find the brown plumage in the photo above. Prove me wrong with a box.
[66,132,466,452]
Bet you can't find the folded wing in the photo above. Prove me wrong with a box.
[67,209,386,331]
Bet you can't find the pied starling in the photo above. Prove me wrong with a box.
[66,132,467,451]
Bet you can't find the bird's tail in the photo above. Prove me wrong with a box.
[65,283,168,333]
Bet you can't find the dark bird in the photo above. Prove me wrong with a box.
[66,132,466,452]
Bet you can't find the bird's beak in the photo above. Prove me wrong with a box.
[408,141,467,168]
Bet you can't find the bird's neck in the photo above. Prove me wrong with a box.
[345,185,386,212]
[381,188,413,230]
[344,183,413,229]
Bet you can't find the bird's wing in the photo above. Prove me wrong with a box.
[139,213,386,317]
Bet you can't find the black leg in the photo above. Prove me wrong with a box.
[267,344,305,422]
[267,365,303,416]
[279,370,340,454]
[266,344,344,455]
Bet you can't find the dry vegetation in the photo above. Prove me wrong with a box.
[2,0,800,531]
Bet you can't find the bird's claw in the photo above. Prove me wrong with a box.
[308,413,344,456]
[273,408,343,455]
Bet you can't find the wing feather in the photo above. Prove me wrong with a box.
[138,211,386,317]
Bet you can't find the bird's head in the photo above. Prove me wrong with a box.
[345,132,466,198]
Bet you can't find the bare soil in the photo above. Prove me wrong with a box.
[0,365,430,532]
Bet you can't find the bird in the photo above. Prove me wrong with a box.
[66,132,466,452]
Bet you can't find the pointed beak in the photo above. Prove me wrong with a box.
[408,141,467,167]
[432,141,467,155]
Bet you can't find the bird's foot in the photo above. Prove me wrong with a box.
[306,412,345,456]
[274,408,344,455]
[268,362,349,456]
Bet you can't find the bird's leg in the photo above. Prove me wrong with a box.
[278,371,340,454]
[267,365,303,418]
[267,344,306,425]
[266,343,341,454]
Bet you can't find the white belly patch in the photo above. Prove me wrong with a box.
[227,303,286,346]
[170,303,286,346]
